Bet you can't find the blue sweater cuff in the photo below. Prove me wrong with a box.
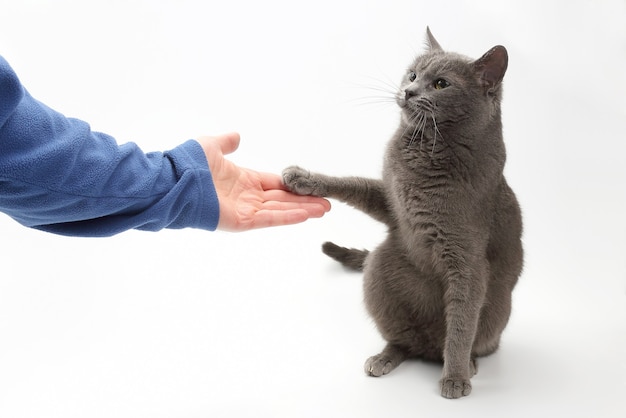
[163,139,220,231]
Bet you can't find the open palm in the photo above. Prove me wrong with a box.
[197,133,331,231]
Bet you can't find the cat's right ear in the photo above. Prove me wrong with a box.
[425,27,443,53]
[473,46,508,94]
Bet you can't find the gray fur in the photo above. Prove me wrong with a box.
[282,28,523,399]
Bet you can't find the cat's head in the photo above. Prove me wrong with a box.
[397,28,508,138]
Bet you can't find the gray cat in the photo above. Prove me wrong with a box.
[282,28,523,399]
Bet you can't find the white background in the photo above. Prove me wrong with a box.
[1,0,625,417]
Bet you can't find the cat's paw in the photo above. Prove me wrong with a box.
[439,376,472,399]
[364,354,398,377]
[282,166,326,196]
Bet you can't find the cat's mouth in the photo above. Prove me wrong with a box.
[398,99,437,127]
[397,93,436,113]
[396,97,444,148]
[396,94,414,111]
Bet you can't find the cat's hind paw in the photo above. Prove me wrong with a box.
[282,166,326,196]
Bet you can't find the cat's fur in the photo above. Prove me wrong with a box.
[282,28,523,399]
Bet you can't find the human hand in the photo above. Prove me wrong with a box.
[196,133,331,232]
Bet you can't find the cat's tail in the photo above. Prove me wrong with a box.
[322,242,369,271]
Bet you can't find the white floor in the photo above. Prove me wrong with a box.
[1,1,625,417]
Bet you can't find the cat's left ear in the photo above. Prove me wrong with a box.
[473,46,508,93]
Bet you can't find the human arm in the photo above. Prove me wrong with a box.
[0,55,219,236]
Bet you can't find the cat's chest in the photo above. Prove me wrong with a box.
[387,165,453,216]
[387,175,435,228]
[385,166,462,257]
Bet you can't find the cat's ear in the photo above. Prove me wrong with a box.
[473,46,508,93]
[425,27,443,53]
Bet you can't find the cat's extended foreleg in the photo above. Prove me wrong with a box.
[282,166,392,225]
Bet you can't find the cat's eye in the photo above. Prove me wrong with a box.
[434,79,450,89]
[408,71,417,82]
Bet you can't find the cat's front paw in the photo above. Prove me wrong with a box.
[364,354,399,377]
[282,166,326,196]
[439,376,472,399]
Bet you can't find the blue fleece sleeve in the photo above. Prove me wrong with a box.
[0,55,220,237]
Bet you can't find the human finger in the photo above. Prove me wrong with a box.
[262,190,331,211]
[251,208,313,229]
[261,200,330,216]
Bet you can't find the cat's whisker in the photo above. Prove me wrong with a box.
[348,96,397,108]
[347,79,398,101]
[416,113,426,150]
[345,81,398,109]
[358,75,400,93]
[432,114,443,139]
[430,112,441,156]
[409,116,421,147]
[403,109,425,147]
[348,90,396,100]
[430,115,436,155]
[403,122,417,147]
[360,85,397,95]
[419,113,428,150]
[399,109,416,136]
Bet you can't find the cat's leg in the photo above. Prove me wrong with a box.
[362,238,445,377]
[469,180,522,360]
[282,166,392,225]
[439,262,488,399]
[364,343,408,377]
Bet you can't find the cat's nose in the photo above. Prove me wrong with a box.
[404,88,418,100]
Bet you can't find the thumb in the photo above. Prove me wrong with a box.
[215,132,241,156]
